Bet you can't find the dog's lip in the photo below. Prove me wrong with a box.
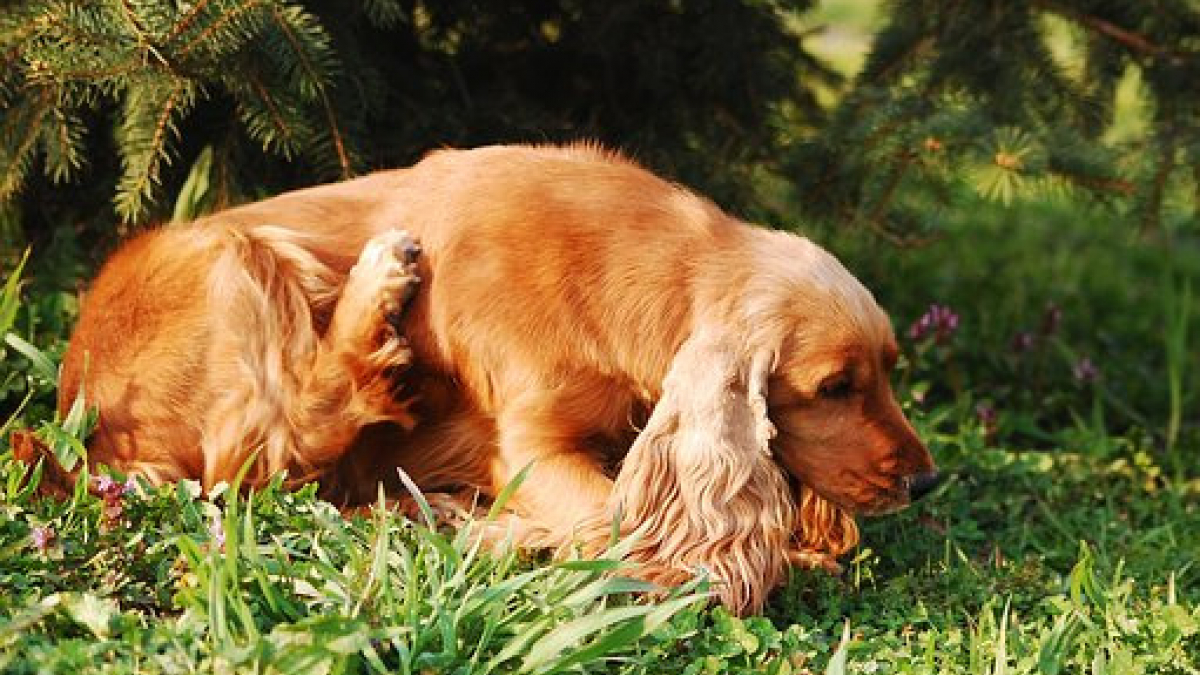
[857,495,910,516]
[792,477,909,517]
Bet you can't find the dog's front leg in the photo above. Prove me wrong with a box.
[487,391,615,543]
[290,230,422,472]
[203,229,421,488]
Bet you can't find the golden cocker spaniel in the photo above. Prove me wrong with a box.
[50,144,938,613]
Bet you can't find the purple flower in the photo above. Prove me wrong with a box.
[209,515,226,551]
[1041,303,1062,336]
[96,474,128,500]
[909,304,960,345]
[975,402,999,444]
[1073,357,1099,384]
[96,474,117,495]
[976,402,997,427]
[1011,331,1035,353]
[95,474,130,527]
[30,526,55,552]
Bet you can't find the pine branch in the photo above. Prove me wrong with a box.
[267,5,350,177]
[856,149,941,247]
[0,87,53,201]
[165,0,214,43]
[1139,133,1176,234]
[39,108,86,183]
[115,78,197,221]
[1,8,44,69]
[236,72,309,158]
[1033,0,1174,59]
[1052,169,1135,196]
[118,0,153,40]
[178,0,273,60]
[867,150,916,226]
[360,0,405,28]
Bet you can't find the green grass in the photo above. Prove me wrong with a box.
[1,423,1196,673]
[2,136,1199,673]
[2,192,1199,673]
[3,2,1198,670]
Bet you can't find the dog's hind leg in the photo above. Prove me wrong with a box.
[202,227,421,489]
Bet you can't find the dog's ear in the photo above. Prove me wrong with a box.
[796,483,859,559]
[608,324,795,614]
[10,429,72,498]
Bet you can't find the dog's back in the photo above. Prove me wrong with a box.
[59,227,222,481]
[57,144,768,490]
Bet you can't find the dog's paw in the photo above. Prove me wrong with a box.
[352,229,421,328]
[338,229,421,365]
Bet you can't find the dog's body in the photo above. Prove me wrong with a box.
[58,144,936,612]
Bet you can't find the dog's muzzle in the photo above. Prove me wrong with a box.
[905,470,943,502]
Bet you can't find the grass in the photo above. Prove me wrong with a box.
[1,190,1198,673]
[1,420,1196,673]
[2,1,1198,670]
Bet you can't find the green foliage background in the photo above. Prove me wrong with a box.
[3,0,1197,240]
[1,1,1199,672]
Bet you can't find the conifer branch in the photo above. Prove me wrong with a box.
[118,0,153,41]
[0,88,52,200]
[165,0,214,44]
[868,151,915,225]
[1140,134,1176,234]
[179,1,272,59]
[116,80,194,220]
[2,12,43,67]
[1033,1,1170,58]
[858,150,941,248]
[268,5,350,177]
[1052,170,1135,196]
[248,74,300,155]
[42,108,83,183]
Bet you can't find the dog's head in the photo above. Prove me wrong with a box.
[739,231,938,515]
[609,228,936,613]
[766,304,936,515]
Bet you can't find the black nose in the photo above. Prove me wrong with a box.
[907,471,942,502]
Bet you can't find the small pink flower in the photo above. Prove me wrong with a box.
[96,475,118,495]
[95,474,129,527]
[976,402,997,427]
[1011,331,1035,353]
[209,515,226,551]
[30,526,55,552]
[1073,357,1099,384]
[909,304,960,345]
[975,402,999,443]
[96,475,128,499]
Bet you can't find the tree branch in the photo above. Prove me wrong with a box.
[1034,0,1169,58]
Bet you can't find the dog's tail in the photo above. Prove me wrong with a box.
[202,224,342,489]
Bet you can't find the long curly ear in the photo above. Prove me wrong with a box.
[605,325,796,614]
[793,484,860,571]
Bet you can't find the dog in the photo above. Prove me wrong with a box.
[49,143,938,613]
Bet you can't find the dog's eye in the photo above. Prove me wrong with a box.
[818,374,855,399]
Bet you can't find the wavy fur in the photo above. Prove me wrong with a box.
[53,143,932,614]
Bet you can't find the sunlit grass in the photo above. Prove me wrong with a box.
[2,196,1199,671]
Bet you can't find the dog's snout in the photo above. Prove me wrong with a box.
[906,470,942,502]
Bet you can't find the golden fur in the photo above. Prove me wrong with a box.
[51,144,934,613]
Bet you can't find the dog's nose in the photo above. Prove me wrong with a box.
[907,471,942,502]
